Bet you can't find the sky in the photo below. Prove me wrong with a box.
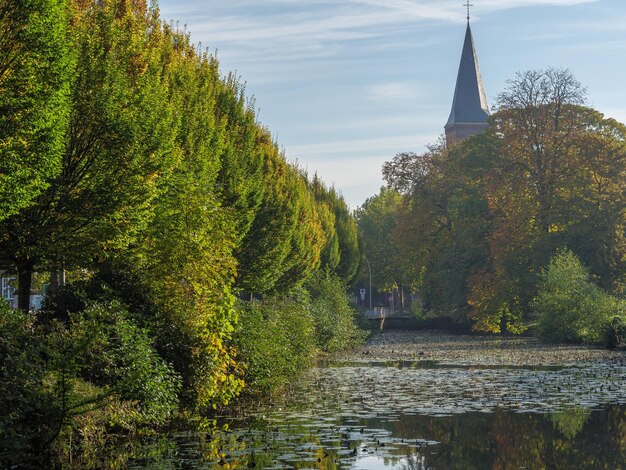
[158,0,626,209]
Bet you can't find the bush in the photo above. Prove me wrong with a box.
[66,302,181,424]
[603,315,626,349]
[42,268,243,412]
[532,249,626,344]
[0,299,182,467]
[233,272,366,396]
[306,271,367,353]
[0,303,63,466]
[410,301,427,321]
[234,296,315,395]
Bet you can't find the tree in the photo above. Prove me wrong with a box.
[272,166,327,293]
[356,187,404,295]
[310,176,360,283]
[494,68,587,234]
[472,69,626,330]
[215,73,265,245]
[235,139,301,296]
[381,68,626,332]
[0,0,72,220]
[136,36,244,409]
[0,0,178,311]
[236,158,359,297]
[385,137,495,322]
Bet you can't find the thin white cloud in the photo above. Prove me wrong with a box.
[157,0,603,207]
[480,0,596,8]
[367,82,421,103]
[160,0,598,72]
[161,0,598,71]
[301,112,446,132]
[285,134,436,158]
[162,0,599,44]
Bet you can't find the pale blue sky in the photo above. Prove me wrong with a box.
[158,0,626,209]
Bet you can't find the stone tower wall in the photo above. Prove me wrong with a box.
[445,122,489,145]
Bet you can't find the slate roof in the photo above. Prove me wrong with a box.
[445,23,490,128]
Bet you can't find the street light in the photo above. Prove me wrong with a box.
[364,256,372,310]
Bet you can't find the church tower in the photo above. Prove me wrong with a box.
[445,11,489,145]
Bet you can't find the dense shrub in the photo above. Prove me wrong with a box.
[532,249,626,344]
[0,303,62,466]
[306,270,367,353]
[603,316,626,350]
[42,268,243,412]
[234,297,315,395]
[66,302,181,424]
[0,300,181,466]
[43,286,182,422]
[233,273,366,396]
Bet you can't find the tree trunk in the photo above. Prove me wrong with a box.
[49,270,59,297]
[17,260,34,313]
[48,265,66,297]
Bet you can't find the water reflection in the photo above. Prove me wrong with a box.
[115,407,626,469]
[90,359,626,469]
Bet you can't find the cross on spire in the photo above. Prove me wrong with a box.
[463,2,473,22]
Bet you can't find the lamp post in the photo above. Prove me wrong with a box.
[364,256,372,310]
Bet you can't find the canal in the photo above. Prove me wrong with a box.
[99,331,626,469]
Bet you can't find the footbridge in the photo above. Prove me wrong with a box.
[362,308,419,330]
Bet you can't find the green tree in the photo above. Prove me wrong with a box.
[0,0,178,311]
[215,74,265,244]
[356,187,405,296]
[532,249,625,344]
[271,166,327,293]
[237,158,359,297]
[310,176,340,274]
[0,0,72,220]
[234,136,298,296]
[112,26,246,410]
[334,203,361,283]
[310,175,360,283]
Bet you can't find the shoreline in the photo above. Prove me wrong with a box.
[335,329,626,367]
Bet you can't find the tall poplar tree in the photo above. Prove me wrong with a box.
[0,0,178,311]
[235,136,298,296]
[0,0,72,219]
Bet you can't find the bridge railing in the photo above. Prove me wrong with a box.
[363,307,402,318]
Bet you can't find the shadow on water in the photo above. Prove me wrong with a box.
[76,358,626,469]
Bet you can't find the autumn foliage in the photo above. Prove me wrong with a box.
[380,69,626,333]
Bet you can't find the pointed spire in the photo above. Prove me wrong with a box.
[445,21,490,144]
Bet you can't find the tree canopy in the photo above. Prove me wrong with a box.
[0,0,72,220]
[379,68,626,332]
[0,0,362,416]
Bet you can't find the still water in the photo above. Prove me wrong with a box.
[117,353,626,469]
